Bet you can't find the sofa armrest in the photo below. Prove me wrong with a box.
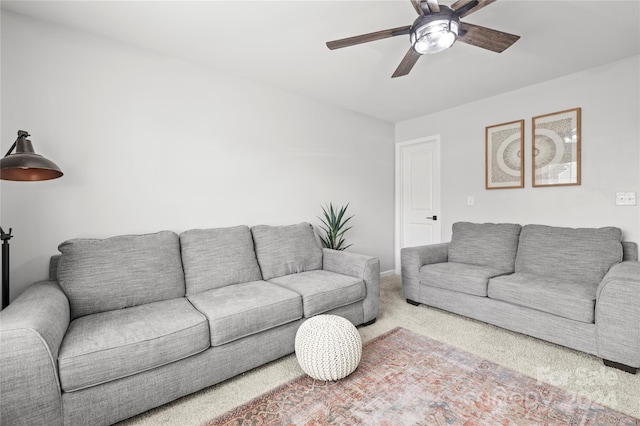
[401,243,450,302]
[322,248,380,324]
[0,280,70,426]
[595,261,640,368]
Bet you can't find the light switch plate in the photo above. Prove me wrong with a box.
[616,192,637,206]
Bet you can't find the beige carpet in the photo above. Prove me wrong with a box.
[119,275,640,425]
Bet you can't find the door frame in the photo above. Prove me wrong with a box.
[394,135,442,274]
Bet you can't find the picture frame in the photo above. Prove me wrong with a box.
[532,107,581,187]
[485,119,525,189]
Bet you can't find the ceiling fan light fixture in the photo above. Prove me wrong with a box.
[410,11,460,55]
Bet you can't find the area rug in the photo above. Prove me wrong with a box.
[206,327,638,425]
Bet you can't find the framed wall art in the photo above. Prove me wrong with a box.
[532,107,581,187]
[485,119,524,189]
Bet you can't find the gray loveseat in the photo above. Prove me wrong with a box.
[401,222,640,373]
[0,222,380,425]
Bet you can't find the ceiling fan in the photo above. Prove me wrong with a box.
[326,0,520,78]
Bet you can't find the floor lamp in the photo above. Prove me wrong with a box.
[1,130,63,309]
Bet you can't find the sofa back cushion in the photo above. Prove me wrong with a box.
[448,222,522,273]
[180,226,263,295]
[251,222,323,280]
[622,241,638,261]
[57,231,185,319]
[515,225,623,285]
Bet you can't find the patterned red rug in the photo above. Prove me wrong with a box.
[206,327,638,425]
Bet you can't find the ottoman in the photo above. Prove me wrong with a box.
[295,315,362,381]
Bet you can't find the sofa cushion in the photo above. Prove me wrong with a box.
[269,270,366,317]
[57,231,185,319]
[251,223,323,280]
[515,225,623,285]
[419,262,505,297]
[488,273,598,323]
[448,222,522,273]
[188,281,302,346]
[58,298,209,392]
[180,226,263,295]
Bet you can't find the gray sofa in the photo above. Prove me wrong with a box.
[0,222,380,425]
[401,222,640,373]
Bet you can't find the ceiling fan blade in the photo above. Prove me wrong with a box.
[457,22,520,53]
[327,25,411,50]
[450,0,472,10]
[410,0,424,15]
[426,0,440,13]
[451,0,496,18]
[392,48,422,78]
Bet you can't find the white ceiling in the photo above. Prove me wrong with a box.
[3,1,639,123]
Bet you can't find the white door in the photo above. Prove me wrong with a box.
[395,136,441,274]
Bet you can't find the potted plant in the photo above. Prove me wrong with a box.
[318,203,354,251]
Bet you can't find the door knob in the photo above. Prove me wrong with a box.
[426,215,438,221]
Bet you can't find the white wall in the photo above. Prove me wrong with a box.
[396,55,640,245]
[0,11,395,303]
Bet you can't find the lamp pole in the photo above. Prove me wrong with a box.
[1,227,13,309]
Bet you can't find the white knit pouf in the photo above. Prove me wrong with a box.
[295,315,362,381]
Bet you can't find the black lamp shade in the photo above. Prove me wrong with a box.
[0,132,63,181]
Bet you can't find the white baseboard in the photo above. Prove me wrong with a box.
[381,269,396,277]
